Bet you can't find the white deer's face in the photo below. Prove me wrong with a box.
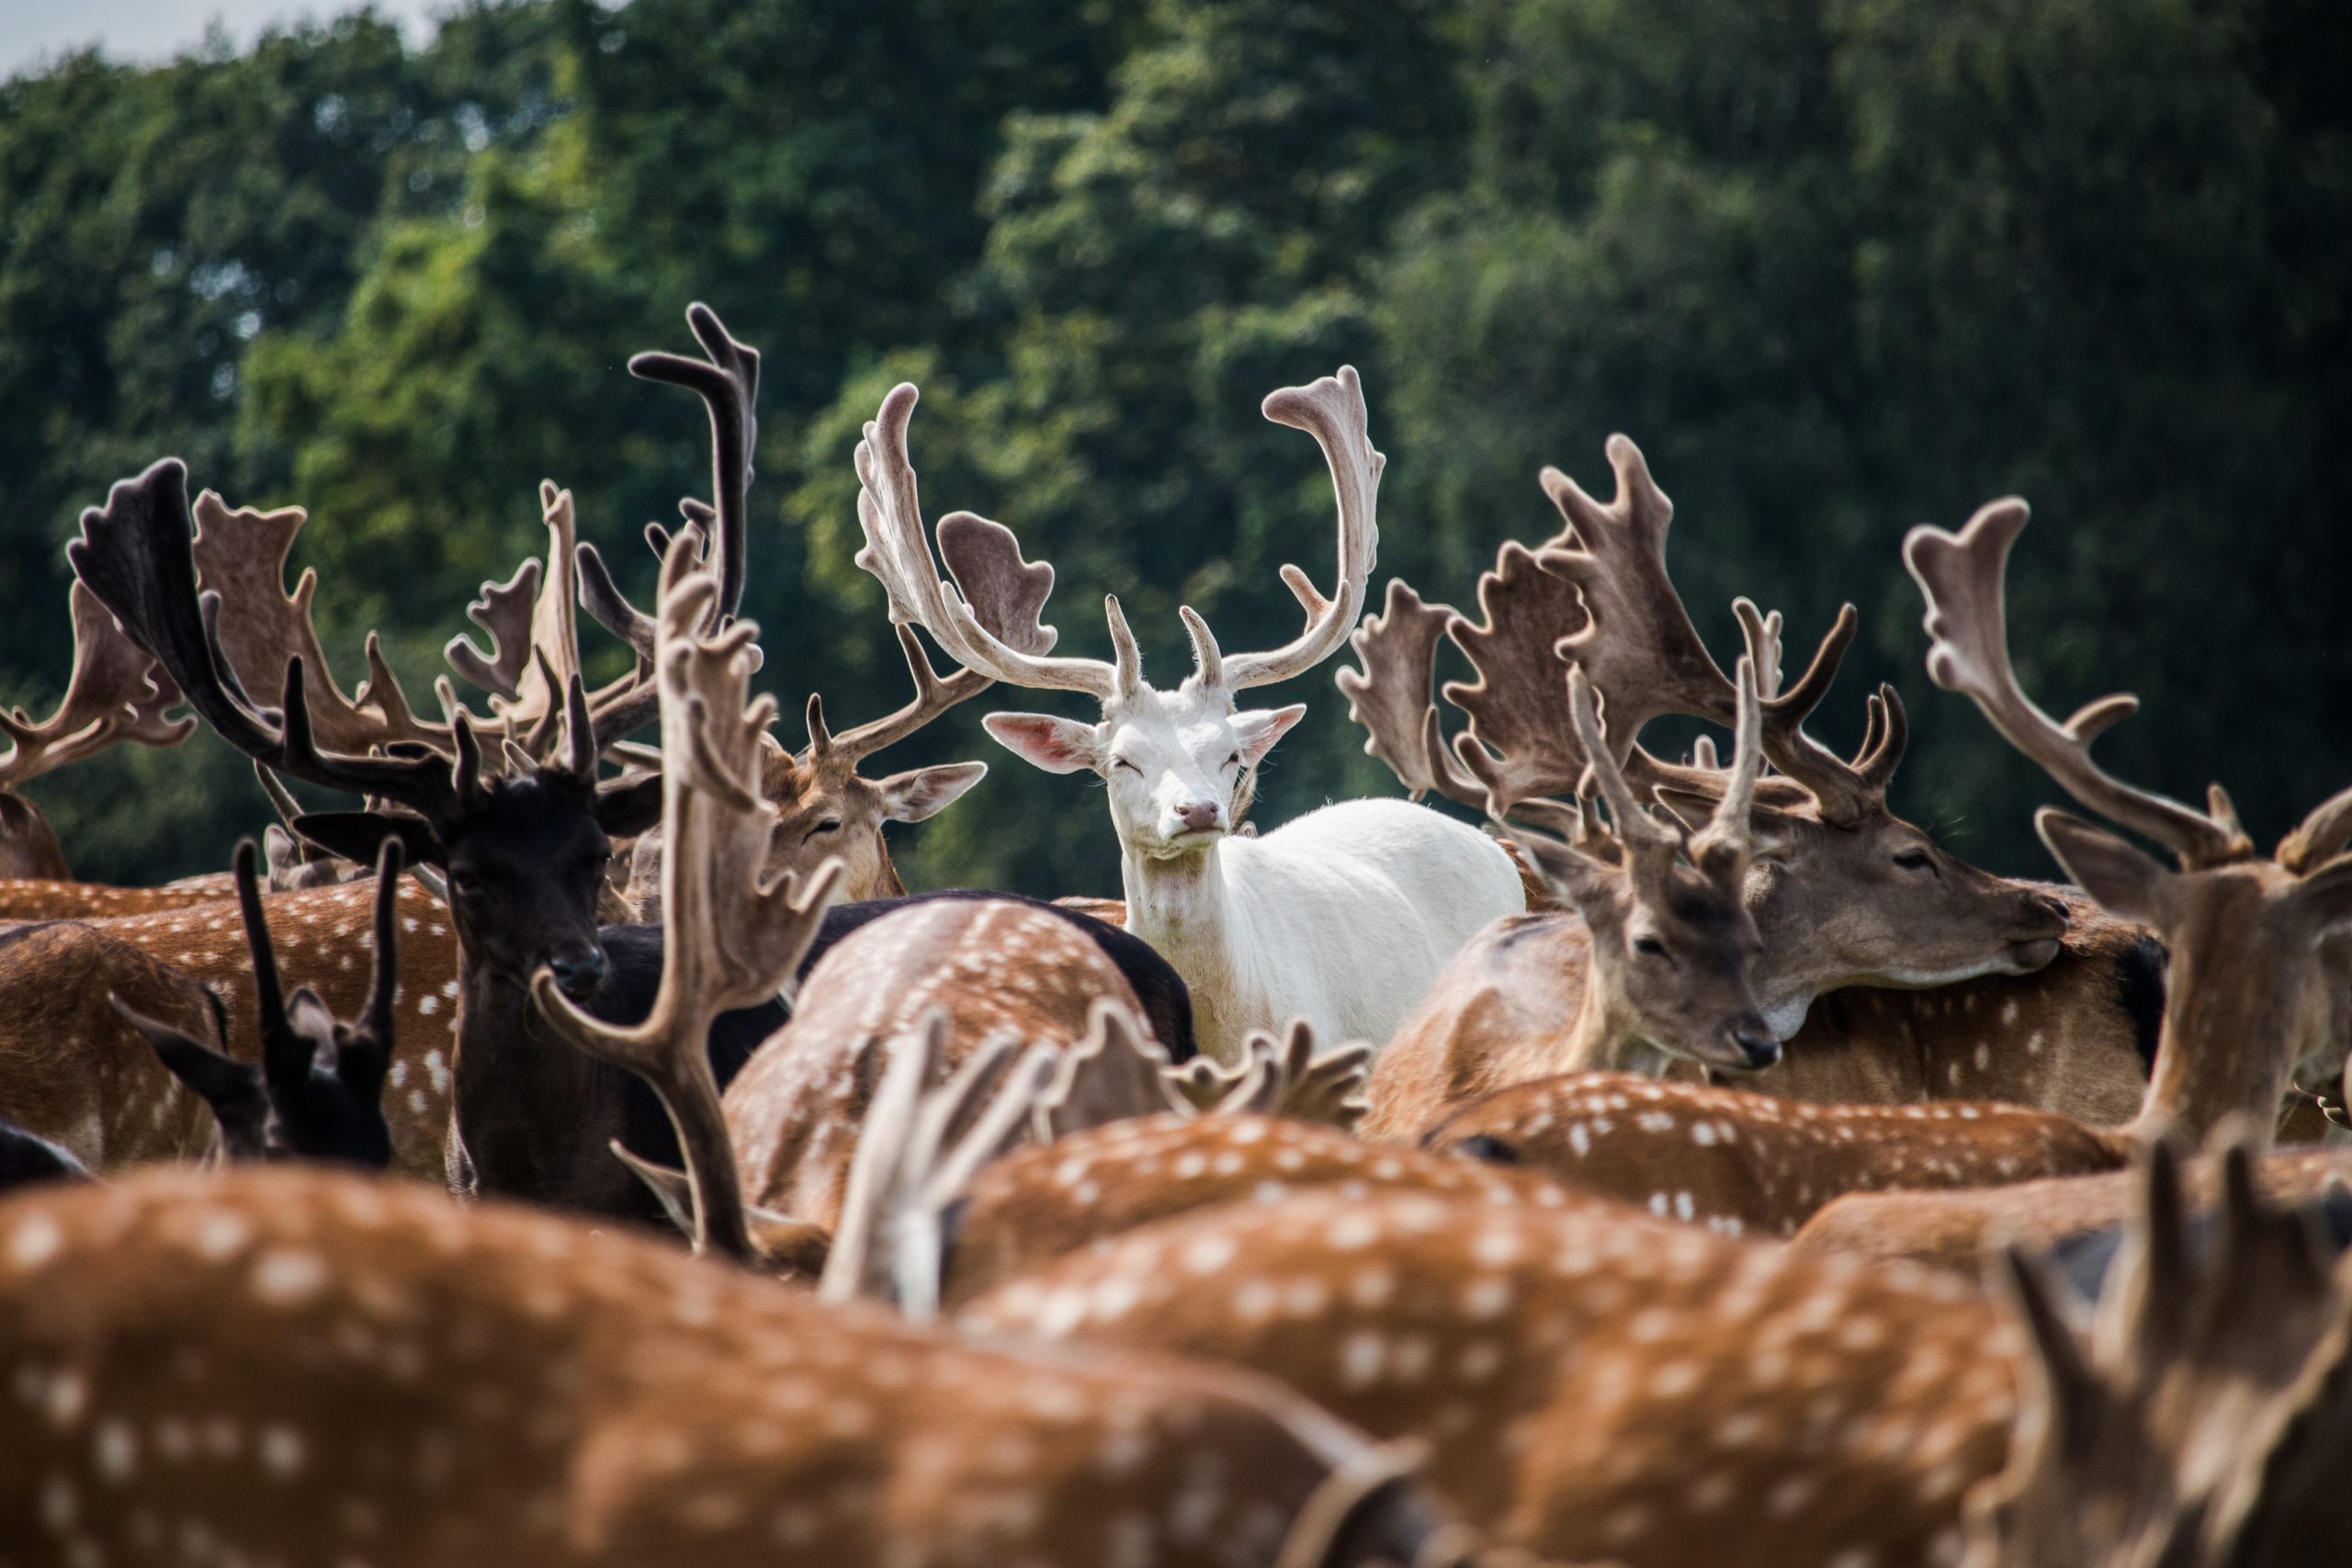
[985,682,1305,859]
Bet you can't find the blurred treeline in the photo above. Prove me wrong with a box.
[2,0,2346,896]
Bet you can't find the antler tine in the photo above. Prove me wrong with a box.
[2280,784,2352,875]
[819,626,989,766]
[345,837,405,1091]
[1445,540,1598,806]
[1034,999,1178,1139]
[1335,579,1482,804]
[852,384,1119,699]
[1904,499,2248,869]
[1687,655,1765,879]
[629,301,759,621]
[0,581,196,789]
[529,531,846,1262]
[575,541,662,661]
[188,490,451,759]
[1534,435,1732,745]
[230,837,311,1106]
[1222,366,1382,690]
[1565,666,1679,856]
[444,558,540,703]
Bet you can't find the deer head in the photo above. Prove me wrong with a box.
[0,581,194,879]
[70,459,664,1007]
[113,837,403,1168]
[1345,434,2071,1032]
[852,369,1376,862]
[1907,499,2352,1145]
[1482,649,1779,1076]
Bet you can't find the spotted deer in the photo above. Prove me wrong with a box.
[852,369,1524,1064]
[112,837,405,1168]
[0,1161,1482,1568]
[1346,434,2146,1135]
[965,1130,2346,1568]
[1419,497,2352,1235]
[0,581,194,885]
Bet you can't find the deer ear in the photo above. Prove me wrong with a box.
[1231,704,1307,767]
[119,1001,269,1158]
[2290,853,2352,939]
[1507,829,1620,913]
[982,714,1103,775]
[593,774,665,839]
[2037,809,2171,928]
[294,811,446,871]
[876,761,988,824]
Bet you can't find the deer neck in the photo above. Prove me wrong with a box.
[449,950,635,1211]
[2124,907,2314,1153]
[1556,974,1668,1077]
[1120,837,1247,1061]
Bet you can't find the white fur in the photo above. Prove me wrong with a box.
[987,678,1524,1064]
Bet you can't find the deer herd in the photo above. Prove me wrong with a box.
[0,303,2346,1568]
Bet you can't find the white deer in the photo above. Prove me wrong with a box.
[851,368,1524,1065]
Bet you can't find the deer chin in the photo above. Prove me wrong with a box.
[2004,935,2064,973]
[1132,824,1227,861]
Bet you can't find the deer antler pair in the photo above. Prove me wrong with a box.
[529,532,843,1259]
[1345,434,1902,829]
[853,368,1379,703]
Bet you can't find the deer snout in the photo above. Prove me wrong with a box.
[547,947,607,1001]
[1170,800,1223,834]
[1724,1016,1781,1072]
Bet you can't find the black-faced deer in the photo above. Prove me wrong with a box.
[1416,498,2352,1235]
[112,837,403,1168]
[0,581,193,882]
[852,370,1524,1063]
[1346,434,2151,1133]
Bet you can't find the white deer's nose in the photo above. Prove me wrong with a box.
[1170,800,1223,834]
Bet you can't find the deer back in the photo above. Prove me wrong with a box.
[723,898,1155,1235]
[0,1165,1460,1567]
[966,1187,2011,1567]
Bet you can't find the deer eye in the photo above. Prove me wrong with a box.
[1894,849,1935,873]
[806,818,842,840]
[1633,935,1669,960]
[1224,751,1241,769]
[1112,757,1142,775]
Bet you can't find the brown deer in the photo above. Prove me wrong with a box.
[1346,434,2144,1135]
[0,1160,1482,1567]
[0,581,194,884]
[1419,496,2352,1235]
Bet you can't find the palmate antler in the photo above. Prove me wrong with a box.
[529,532,844,1261]
[852,368,1379,703]
[0,581,195,792]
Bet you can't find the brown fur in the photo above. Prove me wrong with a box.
[1793,1145,2352,1273]
[967,1188,2014,1567]
[0,1165,1452,1566]
[1365,892,2152,1142]
[939,1111,1598,1307]
[0,920,226,1167]
[5,880,461,1180]
[0,873,241,920]
[724,900,1151,1235]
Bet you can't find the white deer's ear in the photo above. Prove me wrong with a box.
[1231,704,1306,768]
[876,761,989,823]
[983,714,1103,775]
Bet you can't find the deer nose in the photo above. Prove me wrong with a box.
[548,948,606,1000]
[1727,1019,1781,1071]
[2031,893,2073,929]
[1173,800,1222,833]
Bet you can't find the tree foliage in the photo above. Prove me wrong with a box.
[2,0,2344,891]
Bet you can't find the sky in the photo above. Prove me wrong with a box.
[3,0,443,79]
